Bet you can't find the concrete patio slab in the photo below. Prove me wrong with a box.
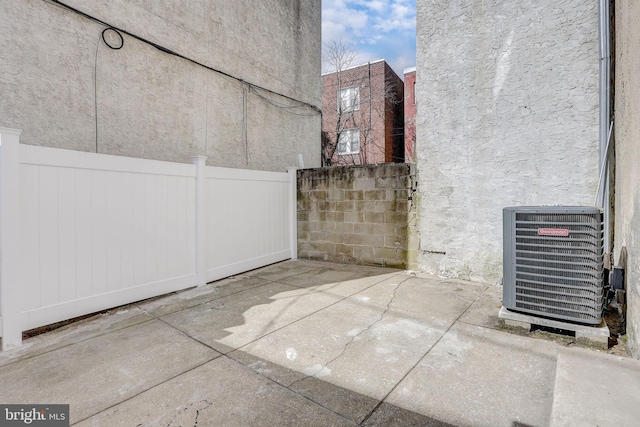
[136,274,271,317]
[287,374,381,424]
[351,273,486,328]
[285,308,445,423]
[550,346,640,427]
[362,402,457,426]
[384,322,559,427]
[159,282,311,353]
[0,306,154,368]
[458,283,504,329]
[275,266,388,289]
[291,270,403,299]
[75,356,355,427]
[243,260,327,282]
[0,320,218,424]
[214,272,406,354]
[1,259,637,427]
[233,274,462,422]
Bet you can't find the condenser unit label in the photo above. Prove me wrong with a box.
[537,228,569,237]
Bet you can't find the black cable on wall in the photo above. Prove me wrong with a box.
[46,0,322,115]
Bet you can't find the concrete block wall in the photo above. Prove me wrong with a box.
[297,164,418,269]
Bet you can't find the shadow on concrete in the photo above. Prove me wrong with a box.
[0,261,538,426]
[229,346,457,426]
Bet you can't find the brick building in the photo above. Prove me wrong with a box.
[321,60,404,166]
[404,67,416,163]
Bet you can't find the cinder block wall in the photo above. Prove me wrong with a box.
[297,164,418,269]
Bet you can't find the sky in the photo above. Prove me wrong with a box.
[322,0,416,78]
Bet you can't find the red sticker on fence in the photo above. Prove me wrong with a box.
[538,228,569,237]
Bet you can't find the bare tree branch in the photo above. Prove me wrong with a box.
[321,40,403,167]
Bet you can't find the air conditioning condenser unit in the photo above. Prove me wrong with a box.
[503,206,604,325]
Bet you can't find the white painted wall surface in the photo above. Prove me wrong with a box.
[615,0,640,358]
[415,1,600,283]
[0,0,321,172]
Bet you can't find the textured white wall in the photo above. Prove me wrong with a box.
[415,1,600,282]
[0,0,321,171]
[615,0,640,358]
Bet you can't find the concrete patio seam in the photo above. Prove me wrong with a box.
[138,305,225,355]
[76,303,362,427]
[224,355,360,427]
[1,278,277,368]
[0,315,158,369]
[229,271,407,357]
[249,264,331,283]
[128,304,357,423]
[0,275,270,368]
[359,284,491,425]
[7,260,635,426]
[132,277,283,318]
[286,273,415,390]
[70,355,222,426]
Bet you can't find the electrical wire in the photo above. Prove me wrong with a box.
[248,86,320,117]
[243,83,249,164]
[94,27,126,153]
[94,32,100,153]
[46,0,321,115]
[101,27,123,50]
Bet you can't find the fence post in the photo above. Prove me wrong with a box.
[192,156,208,286]
[287,167,298,260]
[0,128,23,351]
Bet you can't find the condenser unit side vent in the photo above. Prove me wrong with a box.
[503,206,604,325]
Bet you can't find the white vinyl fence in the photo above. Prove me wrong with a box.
[0,128,297,350]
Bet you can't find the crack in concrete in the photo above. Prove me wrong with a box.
[359,284,490,426]
[133,266,408,425]
[165,399,212,427]
[287,273,415,388]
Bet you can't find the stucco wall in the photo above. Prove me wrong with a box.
[0,0,321,171]
[615,0,640,358]
[415,1,600,283]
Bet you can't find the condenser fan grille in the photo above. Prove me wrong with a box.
[503,207,604,324]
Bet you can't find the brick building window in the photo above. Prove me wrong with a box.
[339,86,359,112]
[338,129,360,154]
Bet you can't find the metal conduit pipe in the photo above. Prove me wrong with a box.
[598,0,612,258]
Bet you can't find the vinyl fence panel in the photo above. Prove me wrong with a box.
[0,129,296,350]
[204,167,292,282]
[16,144,198,335]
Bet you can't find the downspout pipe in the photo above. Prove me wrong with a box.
[598,0,612,258]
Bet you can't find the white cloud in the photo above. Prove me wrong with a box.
[353,0,387,12]
[322,0,416,75]
[373,1,416,33]
[322,2,371,39]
